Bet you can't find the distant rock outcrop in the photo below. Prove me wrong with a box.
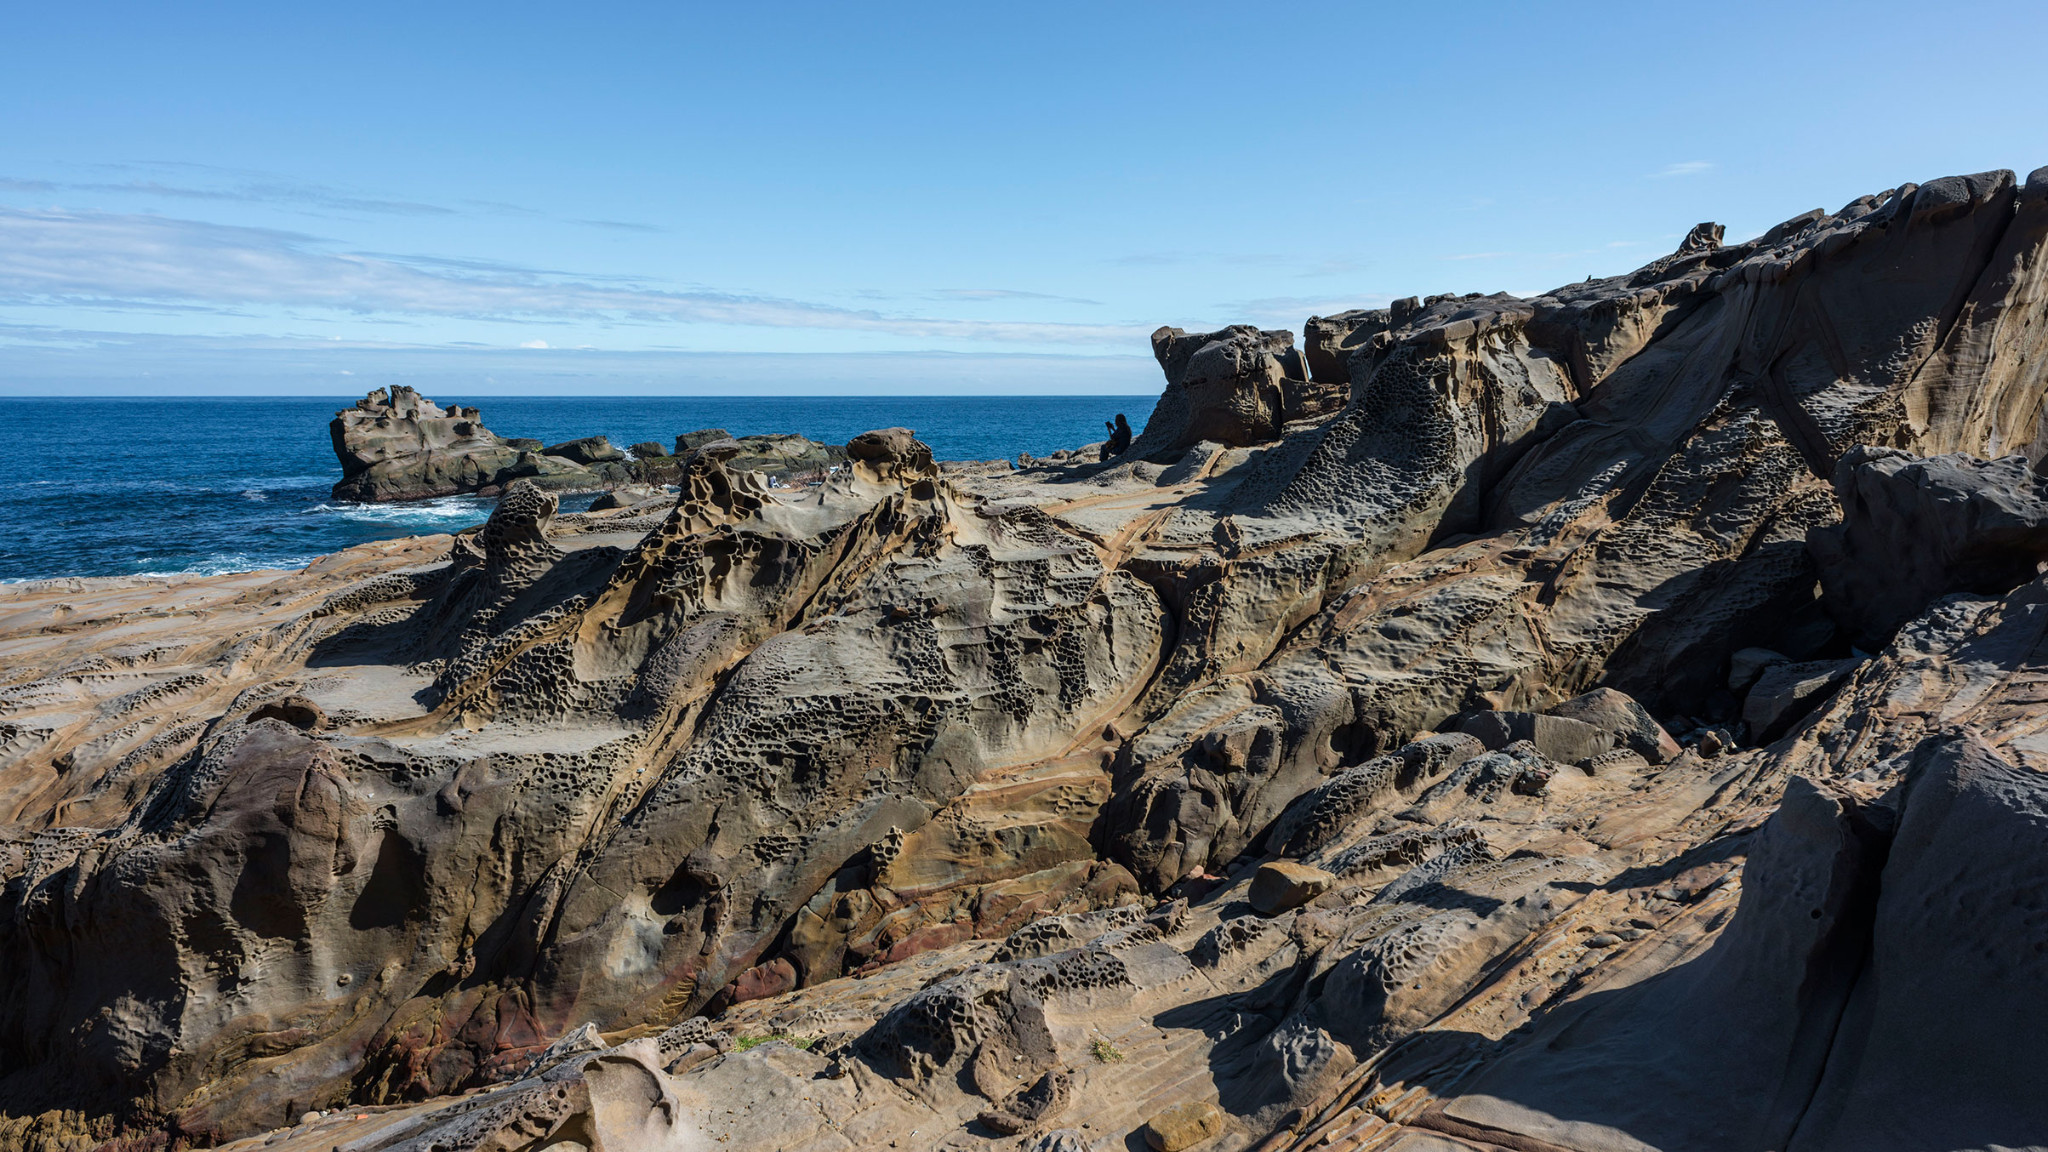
[326,395,849,502]
[665,428,845,481]
[328,387,608,501]
[329,386,527,501]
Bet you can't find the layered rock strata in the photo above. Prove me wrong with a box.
[5,166,2048,1152]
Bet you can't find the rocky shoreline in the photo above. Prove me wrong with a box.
[4,166,2048,1152]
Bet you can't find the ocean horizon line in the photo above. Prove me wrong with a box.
[0,391,1160,400]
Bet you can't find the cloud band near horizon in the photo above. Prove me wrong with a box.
[0,206,1151,349]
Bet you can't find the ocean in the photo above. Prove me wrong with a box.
[0,395,1153,582]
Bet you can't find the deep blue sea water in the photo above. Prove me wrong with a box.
[0,396,1152,582]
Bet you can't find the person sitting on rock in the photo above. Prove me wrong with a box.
[1099,413,1133,461]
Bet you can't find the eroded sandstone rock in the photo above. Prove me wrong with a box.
[7,165,2048,1152]
[329,387,528,502]
[1128,325,1339,459]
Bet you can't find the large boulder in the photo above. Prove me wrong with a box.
[1546,688,1682,763]
[1127,325,1341,459]
[1742,657,1860,742]
[1456,709,1615,765]
[1301,308,1391,384]
[1810,446,2048,648]
[845,427,935,481]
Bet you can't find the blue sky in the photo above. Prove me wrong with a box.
[3,0,2045,394]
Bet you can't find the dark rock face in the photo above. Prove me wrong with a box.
[1546,687,1681,763]
[1128,325,1342,458]
[1743,657,1860,742]
[9,166,2048,1150]
[1810,446,2048,648]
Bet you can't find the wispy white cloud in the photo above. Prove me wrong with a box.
[572,218,669,234]
[0,207,1145,347]
[0,173,456,217]
[932,288,1103,305]
[0,321,1161,395]
[1,162,667,232]
[1650,161,1715,179]
[1110,251,1370,280]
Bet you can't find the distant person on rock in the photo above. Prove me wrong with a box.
[1100,413,1132,462]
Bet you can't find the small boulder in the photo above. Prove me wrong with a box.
[1248,861,1336,916]
[1142,1100,1224,1151]
[977,1069,1072,1135]
[249,694,326,732]
[628,440,669,458]
[588,485,658,511]
[1742,658,1859,743]
[1728,648,1791,693]
[1545,688,1681,764]
[1456,710,1615,765]
[674,428,735,454]
[727,957,798,1005]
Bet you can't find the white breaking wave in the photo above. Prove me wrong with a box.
[125,552,323,579]
[302,497,492,527]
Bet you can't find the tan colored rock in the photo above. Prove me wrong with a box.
[1142,1100,1223,1150]
[9,165,2048,1152]
[1248,861,1336,915]
[328,386,527,502]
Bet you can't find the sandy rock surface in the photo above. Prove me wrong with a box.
[6,166,2048,1152]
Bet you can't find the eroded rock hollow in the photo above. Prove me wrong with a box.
[5,166,2048,1152]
